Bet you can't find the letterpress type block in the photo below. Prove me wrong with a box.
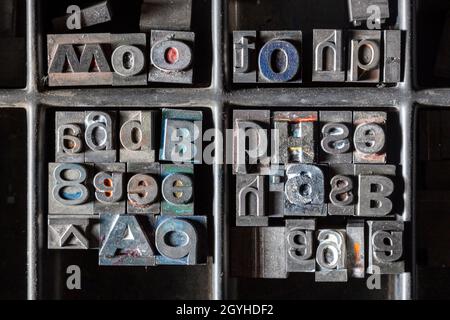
[383,30,402,83]
[55,111,85,163]
[315,229,348,282]
[93,163,126,214]
[286,219,315,273]
[273,111,318,165]
[353,111,387,163]
[236,175,268,227]
[149,30,195,84]
[233,110,271,175]
[47,33,113,86]
[319,111,352,164]
[48,163,93,215]
[48,215,100,249]
[268,165,285,217]
[285,164,327,217]
[312,29,345,82]
[368,221,404,274]
[84,111,117,163]
[160,109,202,163]
[155,215,207,265]
[328,164,356,216]
[346,220,365,278]
[348,30,382,83]
[258,31,302,83]
[233,31,257,83]
[119,111,156,163]
[127,163,160,214]
[52,1,113,31]
[161,164,194,216]
[347,0,390,26]
[99,213,155,266]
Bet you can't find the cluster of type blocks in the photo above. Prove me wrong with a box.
[232,109,405,282]
[48,109,207,266]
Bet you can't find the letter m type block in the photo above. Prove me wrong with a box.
[47,34,113,86]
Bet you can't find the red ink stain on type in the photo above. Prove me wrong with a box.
[165,47,179,64]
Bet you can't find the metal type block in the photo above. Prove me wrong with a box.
[285,219,316,273]
[99,213,155,266]
[328,164,356,216]
[160,164,194,216]
[139,0,192,32]
[273,111,318,164]
[284,164,327,217]
[353,111,387,163]
[52,1,113,32]
[159,109,203,163]
[48,163,94,215]
[435,12,450,79]
[319,111,352,163]
[48,215,100,249]
[368,221,404,274]
[47,33,113,86]
[355,164,395,217]
[347,0,390,26]
[268,165,285,217]
[93,163,126,214]
[111,34,147,86]
[346,220,365,278]
[127,163,160,214]
[258,31,302,83]
[348,30,382,83]
[119,111,156,163]
[236,175,268,227]
[84,111,117,163]
[383,30,402,83]
[155,216,207,265]
[233,31,257,83]
[312,29,345,82]
[149,30,195,84]
[233,110,271,175]
[55,111,85,163]
[315,229,348,282]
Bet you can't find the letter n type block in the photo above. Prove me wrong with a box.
[258,31,302,83]
[149,30,195,84]
[111,33,147,86]
[55,111,85,163]
[233,31,257,83]
[99,213,155,266]
[48,215,100,249]
[312,29,345,82]
[161,164,194,216]
[47,33,113,86]
[236,175,268,227]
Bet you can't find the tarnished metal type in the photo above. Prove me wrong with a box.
[233,110,271,175]
[127,163,160,214]
[84,111,117,163]
[48,215,100,250]
[155,216,207,265]
[48,163,93,215]
[111,34,147,86]
[355,164,395,217]
[47,33,113,86]
[353,111,387,163]
[346,220,365,278]
[52,1,113,32]
[268,165,285,217]
[319,111,352,164]
[258,31,302,83]
[149,30,195,84]
[328,164,356,216]
[312,29,345,82]
[347,0,390,27]
[348,30,382,83]
[367,221,404,275]
[273,111,318,164]
[233,31,257,83]
[383,30,402,83]
[55,111,85,163]
[159,109,203,163]
[99,213,155,266]
[160,164,194,216]
[139,0,192,32]
[315,229,348,282]
[93,163,126,214]
[284,164,327,217]
[285,219,316,273]
[119,111,156,163]
[236,175,268,226]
